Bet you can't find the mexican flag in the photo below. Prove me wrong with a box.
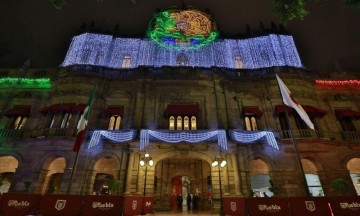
[73,87,96,152]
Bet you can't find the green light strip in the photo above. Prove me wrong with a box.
[0,78,52,89]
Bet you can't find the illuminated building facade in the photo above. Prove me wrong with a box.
[0,9,360,213]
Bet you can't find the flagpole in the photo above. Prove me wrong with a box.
[66,150,80,194]
[275,75,311,197]
[284,110,311,197]
[66,86,97,194]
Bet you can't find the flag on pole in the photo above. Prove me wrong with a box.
[276,74,314,130]
[73,87,96,152]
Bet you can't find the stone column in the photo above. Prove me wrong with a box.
[230,153,242,195]
[124,151,137,194]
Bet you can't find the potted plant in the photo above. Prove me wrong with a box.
[23,181,32,193]
[330,178,352,195]
[108,178,121,195]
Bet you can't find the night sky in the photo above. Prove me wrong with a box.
[0,0,359,71]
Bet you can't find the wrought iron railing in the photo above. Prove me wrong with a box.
[0,129,24,138]
[342,131,360,141]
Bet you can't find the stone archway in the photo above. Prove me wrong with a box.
[35,157,66,194]
[153,154,212,212]
[89,156,118,195]
[0,156,19,193]
[346,158,360,195]
[248,158,273,197]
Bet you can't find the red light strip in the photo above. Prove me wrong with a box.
[316,80,360,86]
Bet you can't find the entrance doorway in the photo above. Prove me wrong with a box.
[154,157,212,212]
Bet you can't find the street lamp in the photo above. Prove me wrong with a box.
[139,153,154,215]
[212,156,227,216]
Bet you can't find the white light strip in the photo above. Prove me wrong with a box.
[88,129,136,149]
[140,130,228,151]
[229,130,279,150]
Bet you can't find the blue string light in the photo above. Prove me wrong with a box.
[62,33,303,70]
[88,129,136,149]
[140,130,228,151]
[229,130,279,150]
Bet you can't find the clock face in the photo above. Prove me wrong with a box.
[147,9,218,50]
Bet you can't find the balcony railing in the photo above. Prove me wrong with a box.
[342,131,360,141]
[0,129,24,138]
[42,128,77,137]
[280,129,323,139]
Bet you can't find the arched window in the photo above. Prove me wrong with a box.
[13,116,27,129]
[184,116,189,130]
[176,53,189,66]
[169,116,175,130]
[108,115,121,130]
[302,159,324,196]
[191,116,197,130]
[234,56,244,69]
[60,113,72,129]
[121,55,132,68]
[176,116,183,130]
[244,116,258,131]
[48,114,55,128]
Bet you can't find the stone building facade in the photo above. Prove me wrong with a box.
[0,31,360,213]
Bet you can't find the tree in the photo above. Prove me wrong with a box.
[50,0,360,23]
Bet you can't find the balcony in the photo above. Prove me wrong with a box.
[342,131,360,141]
[0,129,24,138]
[279,129,323,139]
[42,128,77,137]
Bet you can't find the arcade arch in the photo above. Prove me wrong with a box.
[0,156,19,193]
[91,156,118,195]
[248,158,273,197]
[301,158,324,196]
[153,155,212,211]
[35,157,66,194]
[346,157,360,195]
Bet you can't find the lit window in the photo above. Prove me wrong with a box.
[169,116,175,130]
[60,113,72,129]
[305,174,324,197]
[184,116,189,130]
[108,115,121,130]
[49,114,55,128]
[176,116,183,130]
[176,53,189,66]
[121,55,132,68]
[191,116,197,130]
[244,116,258,131]
[13,116,27,129]
[234,56,244,69]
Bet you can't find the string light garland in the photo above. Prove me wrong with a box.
[62,33,303,70]
[229,130,279,150]
[140,129,228,151]
[88,129,136,149]
[146,9,219,50]
[316,80,360,86]
[0,78,52,89]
